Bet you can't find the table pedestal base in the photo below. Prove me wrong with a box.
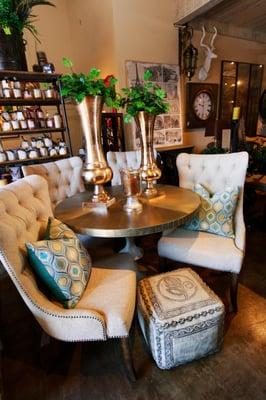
[119,237,143,260]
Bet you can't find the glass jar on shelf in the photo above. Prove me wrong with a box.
[46,113,54,128]
[33,83,42,99]
[54,113,62,128]
[27,119,36,130]
[11,120,20,130]
[2,121,12,132]
[23,89,33,99]
[12,83,22,98]
[3,88,12,98]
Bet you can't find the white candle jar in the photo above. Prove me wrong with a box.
[13,88,22,98]
[45,88,55,98]
[20,120,28,129]
[3,88,12,98]
[2,121,12,132]
[11,120,20,130]
[54,113,62,128]
[33,88,42,98]
[27,119,35,130]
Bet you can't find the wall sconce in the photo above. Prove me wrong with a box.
[177,24,198,80]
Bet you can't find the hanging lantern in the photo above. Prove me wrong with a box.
[177,24,198,80]
[183,41,198,80]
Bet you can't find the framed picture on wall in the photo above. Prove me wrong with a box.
[125,60,183,149]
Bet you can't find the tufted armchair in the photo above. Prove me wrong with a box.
[22,157,116,253]
[107,150,159,185]
[0,176,137,380]
[158,152,249,312]
[22,156,85,209]
[107,150,142,186]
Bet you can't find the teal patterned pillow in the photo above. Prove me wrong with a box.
[45,217,76,240]
[26,237,91,308]
[184,184,239,238]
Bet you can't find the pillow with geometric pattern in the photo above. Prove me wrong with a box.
[45,217,76,240]
[26,236,91,308]
[27,218,91,308]
[184,184,239,238]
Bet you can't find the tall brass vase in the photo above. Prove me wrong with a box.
[135,111,161,197]
[78,96,113,203]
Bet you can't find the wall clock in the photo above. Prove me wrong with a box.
[186,82,219,129]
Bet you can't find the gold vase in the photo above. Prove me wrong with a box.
[77,95,113,203]
[135,111,161,197]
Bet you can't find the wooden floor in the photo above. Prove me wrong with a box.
[0,214,265,399]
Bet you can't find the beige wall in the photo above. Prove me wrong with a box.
[65,0,117,76]
[112,0,178,88]
[18,1,266,155]
[24,0,73,73]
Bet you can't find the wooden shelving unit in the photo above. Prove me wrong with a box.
[0,70,73,173]
[0,154,67,167]
[0,127,64,138]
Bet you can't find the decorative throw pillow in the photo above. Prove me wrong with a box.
[26,237,91,308]
[45,217,76,240]
[184,184,239,238]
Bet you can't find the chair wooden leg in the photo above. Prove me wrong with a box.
[159,256,168,272]
[120,337,137,382]
[0,337,3,399]
[230,272,239,313]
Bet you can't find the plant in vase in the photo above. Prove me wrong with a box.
[0,0,55,70]
[120,70,169,196]
[60,57,120,204]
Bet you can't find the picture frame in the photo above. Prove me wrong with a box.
[125,60,183,149]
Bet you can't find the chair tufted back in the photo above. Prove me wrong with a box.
[22,157,85,208]
[107,150,158,186]
[107,150,142,185]
[176,152,249,250]
[0,175,53,277]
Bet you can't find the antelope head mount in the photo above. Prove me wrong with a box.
[198,26,217,81]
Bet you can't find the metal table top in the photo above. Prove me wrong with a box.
[54,184,200,238]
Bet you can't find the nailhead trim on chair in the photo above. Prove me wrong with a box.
[0,249,107,341]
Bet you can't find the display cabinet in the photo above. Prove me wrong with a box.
[219,61,264,136]
[101,113,125,154]
[158,145,194,186]
[0,70,72,177]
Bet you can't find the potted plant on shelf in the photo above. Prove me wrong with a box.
[0,0,55,71]
[60,57,120,204]
[120,70,169,197]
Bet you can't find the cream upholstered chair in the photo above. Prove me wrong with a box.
[22,156,114,252]
[107,150,142,185]
[0,176,137,380]
[22,156,85,209]
[107,150,159,186]
[158,152,249,312]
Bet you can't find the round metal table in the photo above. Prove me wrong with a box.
[54,184,200,259]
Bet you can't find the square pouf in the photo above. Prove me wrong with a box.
[137,268,225,370]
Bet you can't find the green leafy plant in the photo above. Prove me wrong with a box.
[240,141,266,174]
[60,57,120,107]
[120,70,169,123]
[202,145,227,154]
[0,0,55,39]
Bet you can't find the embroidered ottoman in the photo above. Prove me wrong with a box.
[137,268,225,369]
